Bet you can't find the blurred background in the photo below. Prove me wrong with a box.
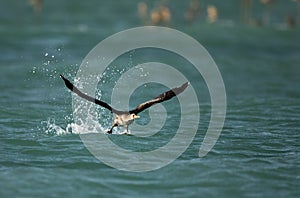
[0,0,299,197]
[1,0,299,65]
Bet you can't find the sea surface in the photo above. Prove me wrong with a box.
[1,1,299,197]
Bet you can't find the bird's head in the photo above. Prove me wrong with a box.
[130,114,140,120]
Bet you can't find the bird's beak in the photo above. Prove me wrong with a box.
[135,115,140,119]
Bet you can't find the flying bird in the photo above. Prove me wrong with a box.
[60,75,189,134]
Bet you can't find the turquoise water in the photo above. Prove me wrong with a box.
[1,1,300,197]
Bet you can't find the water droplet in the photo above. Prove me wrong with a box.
[45,53,48,57]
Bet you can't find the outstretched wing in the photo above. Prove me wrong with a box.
[129,82,189,115]
[60,75,123,114]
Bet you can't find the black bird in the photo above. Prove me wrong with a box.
[60,75,189,134]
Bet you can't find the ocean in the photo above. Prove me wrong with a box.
[0,0,299,197]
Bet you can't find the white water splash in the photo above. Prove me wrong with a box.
[41,117,129,136]
[42,118,69,135]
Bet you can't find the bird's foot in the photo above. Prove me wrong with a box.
[106,130,112,134]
